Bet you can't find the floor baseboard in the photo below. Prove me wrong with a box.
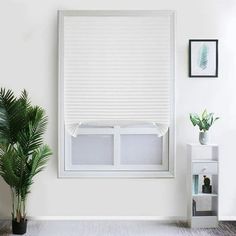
[0,216,187,222]
[1,215,234,221]
[219,216,236,221]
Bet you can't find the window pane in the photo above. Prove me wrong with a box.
[71,135,113,165]
[120,135,162,165]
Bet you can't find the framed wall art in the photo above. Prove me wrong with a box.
[189,39,218,77]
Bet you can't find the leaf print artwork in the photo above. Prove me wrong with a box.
[198,44,209,70]
[189,40,218,77]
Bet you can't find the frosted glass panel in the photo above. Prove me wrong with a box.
[71,135,113,165]
[121,135,162,165]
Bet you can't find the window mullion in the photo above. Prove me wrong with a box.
[113,126,121,168]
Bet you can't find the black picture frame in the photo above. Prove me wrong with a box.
[189,39,218,78]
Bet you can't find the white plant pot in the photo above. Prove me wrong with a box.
[199,131,208,145]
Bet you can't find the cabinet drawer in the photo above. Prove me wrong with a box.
[192,162,218,175]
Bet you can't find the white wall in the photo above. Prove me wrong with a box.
[0,0,236,220]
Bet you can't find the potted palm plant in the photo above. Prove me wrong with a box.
[190,109,219,145]
[0,88,52,235]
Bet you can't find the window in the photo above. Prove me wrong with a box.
[58,10,175,178]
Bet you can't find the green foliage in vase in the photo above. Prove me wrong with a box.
[189,109,219,132]
[0,88,52,223]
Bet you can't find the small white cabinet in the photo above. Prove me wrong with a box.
[187,144,219,228]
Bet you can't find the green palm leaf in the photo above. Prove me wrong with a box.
[18,106,48,156]
[0,145,21,187]
[0,88,26,144]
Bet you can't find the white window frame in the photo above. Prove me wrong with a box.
[58,10,176,178]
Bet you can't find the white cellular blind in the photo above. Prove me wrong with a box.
[63,12,174,136]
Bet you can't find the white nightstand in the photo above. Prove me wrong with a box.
[187,144,219,228]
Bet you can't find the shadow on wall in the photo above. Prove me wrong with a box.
[0,178,11,219]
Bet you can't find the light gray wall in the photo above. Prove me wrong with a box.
[0,0,236,219]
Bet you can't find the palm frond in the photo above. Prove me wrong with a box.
[20,145,52,199]
[32,145,52,175]
[18,90,31,109]
[0,145,21,187]
[18,106,48,156]
[0,88,26,144]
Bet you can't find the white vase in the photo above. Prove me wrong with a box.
[199,131,208,145]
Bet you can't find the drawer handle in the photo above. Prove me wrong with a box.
[202,167,207,172]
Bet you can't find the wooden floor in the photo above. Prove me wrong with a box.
[1,220,236,236]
